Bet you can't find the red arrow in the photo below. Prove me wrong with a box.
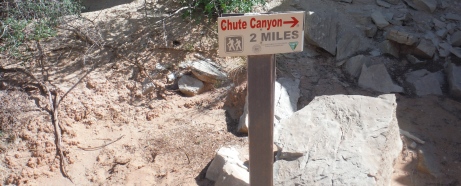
[283,17,299,27]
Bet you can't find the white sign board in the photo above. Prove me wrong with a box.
[218,12,304,57]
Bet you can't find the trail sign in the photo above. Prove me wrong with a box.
[218,12,304,56]
[218,12,304,186]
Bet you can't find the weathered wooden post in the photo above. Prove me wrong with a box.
[218,12,304,185]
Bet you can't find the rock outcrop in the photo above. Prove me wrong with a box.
[274,94,402,186]
[304,11,337,55]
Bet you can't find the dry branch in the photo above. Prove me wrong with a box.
[0,66,73,183]
[400,129,425,144]
[77,135,125,151]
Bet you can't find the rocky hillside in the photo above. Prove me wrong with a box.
[0,0,460,185]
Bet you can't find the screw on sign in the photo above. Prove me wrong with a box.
[218,12,304,186]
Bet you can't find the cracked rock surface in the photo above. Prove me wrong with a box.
[274,94,402,186]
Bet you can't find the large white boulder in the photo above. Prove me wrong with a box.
[274,94,402,186]
[238,78,300,133]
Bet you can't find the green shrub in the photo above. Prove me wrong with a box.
[0,0,83,59]
[181,0,265,18]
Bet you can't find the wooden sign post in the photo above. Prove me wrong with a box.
[218,12,304,186]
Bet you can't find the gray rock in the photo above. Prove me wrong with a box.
[436,29,448,38]
[167,72,176,82]
[440,1,448,9]
[274,94,402,186]
[450,31,461,47]
[433,18,446,29]
[376,0,391,7]
[386,29,418,45]
[304,11,337,55]
[445,13,461,21]
[215,163,249,186]
[206,147,248,183]
[449,47,461,58]
[407,54,425,64]
[237,95,249,133]
[405,69,443,96]
[358,63,403,93]
[178,75,204,97]
[384,12,394,22]
[402,0,419,10]
[446,63,461,100]
[274,78,300,121]
[417,148,442,178]
[336,32,365,60]
[178,61,192,69]
[365,24,378,38]
[438,42,452,57]
[383,0,400,4]
[348,10,372,25]
[447,23,456,34]
[389,19,403,26]
[414,39,436,59]
[238,78,300,133]
[142,78,156,95]
[394,12,410,21]
[380,40,400,58]
[335,0,353,3]
[413,0,437,12]
[344,55,369,78]
[371,11,390,28]
[191,60,227,83]
[370,49,382,56]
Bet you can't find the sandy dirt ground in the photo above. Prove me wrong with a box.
[0,0,460,185]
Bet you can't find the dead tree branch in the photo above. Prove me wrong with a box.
[0,66,73,183]
[77,135,125,151]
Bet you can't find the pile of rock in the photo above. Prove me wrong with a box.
[300,0,461,99]
[142,54,228,97]
[209,95,403,185]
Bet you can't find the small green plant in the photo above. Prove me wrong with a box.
[0,0,83,59]
[181,0,265,19]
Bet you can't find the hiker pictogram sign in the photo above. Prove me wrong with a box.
[218,12,304,57]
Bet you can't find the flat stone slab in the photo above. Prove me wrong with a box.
[371,11,390,28]
[405,69,443,96]
[304,11,337,55]
[191,60,227,83]
[386,29,418,45]
[274,94,402,186]
[358,63,403,93]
